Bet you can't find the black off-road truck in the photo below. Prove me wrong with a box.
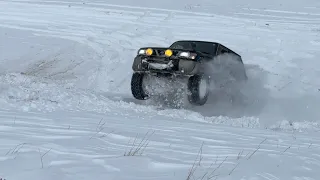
[130,40,247,106]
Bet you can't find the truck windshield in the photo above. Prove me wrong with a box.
[169,41,216,55]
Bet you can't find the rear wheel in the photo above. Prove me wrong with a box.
[187,74,210,106]
[131,72,149,100]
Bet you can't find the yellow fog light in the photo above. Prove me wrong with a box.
[146,48,153,56]
[165,49,173,57]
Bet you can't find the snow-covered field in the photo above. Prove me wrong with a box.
[1,0,320,179]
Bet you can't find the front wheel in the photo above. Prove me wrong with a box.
[187,74,210,106]
[131,72,149,100]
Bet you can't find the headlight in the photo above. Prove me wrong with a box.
[179,52,190,58]
[146,48,153,56]
[138,49,146,55]
[165,49,173,57]
[178,51,197,59]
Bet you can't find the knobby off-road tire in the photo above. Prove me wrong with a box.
[187,74,210,106]
[131,72,149,100]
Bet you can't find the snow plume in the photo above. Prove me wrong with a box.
[203,53,246,93]
[142,74,190,108]
[139,53,248,109]
[188,53,271,118]
[140,53,271,112]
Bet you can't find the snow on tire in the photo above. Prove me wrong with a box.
[187,74,210,106]
[131,72,149,100]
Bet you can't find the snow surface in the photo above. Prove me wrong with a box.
[0,0,320,179]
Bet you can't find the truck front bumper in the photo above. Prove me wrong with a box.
[132,56,200,75]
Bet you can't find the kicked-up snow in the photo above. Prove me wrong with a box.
[0,0,320,179]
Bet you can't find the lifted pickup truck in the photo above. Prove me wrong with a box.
[131,40,247,106]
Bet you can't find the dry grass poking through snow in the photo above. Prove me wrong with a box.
[185,138,269,180]
[124,130,155,156]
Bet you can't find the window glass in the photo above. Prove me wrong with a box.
[170,41,216,55]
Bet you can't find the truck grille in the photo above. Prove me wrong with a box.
[142,58,179,71]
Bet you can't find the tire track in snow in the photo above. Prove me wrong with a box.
[1,0,320,128]
[0,109,319,179]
